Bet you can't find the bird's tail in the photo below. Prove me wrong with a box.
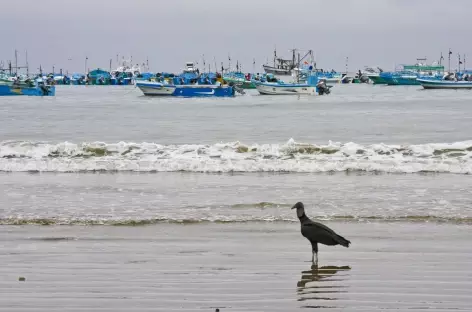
[336,234,351,248]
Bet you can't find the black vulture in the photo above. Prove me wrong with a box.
[292,202,351,264]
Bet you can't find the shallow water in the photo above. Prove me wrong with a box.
[1,84,472,310]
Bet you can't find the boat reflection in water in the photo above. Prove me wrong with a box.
[297,264,351,309]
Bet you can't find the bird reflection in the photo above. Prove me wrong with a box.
[297,264,351,306]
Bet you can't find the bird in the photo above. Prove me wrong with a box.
[292,202,351,265]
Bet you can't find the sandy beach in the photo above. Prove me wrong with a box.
[1,222,471,311]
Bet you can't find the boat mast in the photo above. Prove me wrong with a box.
[458,53,461,72]
[273,46,276,67]
[297,52,300,83]
[26,50,29,77]
[448,48,452,73]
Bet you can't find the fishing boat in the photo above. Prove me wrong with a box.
[263,48,297,76]
[417,72,472,89]
[136,62,236,97]
[70,73,87,85]
[253,73,331,95]
[380,70,420,86]
[363,67,386,84]
[381,60,445,86]
[88,69,111,85]
[136,80,235,97]
[223,72,256,89]
[0,77,55,96]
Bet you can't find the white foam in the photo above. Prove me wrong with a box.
[1,139,472,174]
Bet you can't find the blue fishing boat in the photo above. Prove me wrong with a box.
[136,62,237,97]
[88,68,111,85]
[417,71,472,89]
[380,61,445,86]
[0,79,55,96]
[70,73,87,85]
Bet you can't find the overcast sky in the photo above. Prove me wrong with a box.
[1,0,470,74]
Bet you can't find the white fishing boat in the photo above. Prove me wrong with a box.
[253,74,331,95]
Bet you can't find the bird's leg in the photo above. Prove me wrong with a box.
[312,242,318,266]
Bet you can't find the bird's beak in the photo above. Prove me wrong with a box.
[291,205,296,209]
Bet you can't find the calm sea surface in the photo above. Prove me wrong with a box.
[1,84,471,311]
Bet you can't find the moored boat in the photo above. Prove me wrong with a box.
[417,72,472,89]
[253,73,331,95]
[263,48,297,76]
[381,61,445,86]
[136,63,236,97]
[88,69,111,85]
[223,72,256,89]
[136,80,235,97]
[0,79,55,96]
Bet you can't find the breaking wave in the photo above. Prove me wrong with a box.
[1,139,472,174]
[1,215,471,225]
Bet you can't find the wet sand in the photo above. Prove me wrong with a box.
[1,222,471,311]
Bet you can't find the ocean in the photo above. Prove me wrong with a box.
[1,84,471,311]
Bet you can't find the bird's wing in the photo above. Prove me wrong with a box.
[301,220,340,245]
[304,220,337,235]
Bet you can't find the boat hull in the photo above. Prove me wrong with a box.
[383,76,420,86]
[254,82,316,95]
[417,79,472,89]
[136,81,235,97]
[0,84,55,96]
[367,75,387,85]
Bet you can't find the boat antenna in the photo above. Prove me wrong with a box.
[202,54,206,73]
[345,56,349,74]
[273,45,276,67]
[439,52,444,66]
[448,48,452,73]
[26,50,29,77]
[458,53,462,72]
[213,57,217,74]
[14,49,18,76]
[297,52,300,83]
[464,54,466,71]
[109,59,112,73]
[253,58,255,73]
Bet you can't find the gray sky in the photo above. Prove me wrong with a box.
[1,0,470,74]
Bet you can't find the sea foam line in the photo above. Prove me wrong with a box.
[1,139,472,174]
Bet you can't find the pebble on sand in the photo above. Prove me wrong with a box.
[18,277,26,282]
